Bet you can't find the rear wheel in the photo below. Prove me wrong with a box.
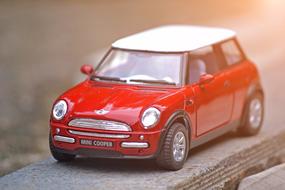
[156,123,189,170]
[238,92,264,136]
[49,133,76,162]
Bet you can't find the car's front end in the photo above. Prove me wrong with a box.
[51,120,163,158]
[50,97,165,158]
[49,48,186,159]
[50,83,185,158]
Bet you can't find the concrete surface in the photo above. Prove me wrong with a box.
[239,164,285,190]
[1,128,285,190]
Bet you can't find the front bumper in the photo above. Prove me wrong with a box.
[50,122,163,159]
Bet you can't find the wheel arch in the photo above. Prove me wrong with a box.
[244,82,265,112]
[156,110,192,157]
[246,82,264,99]
[241,82,264,126]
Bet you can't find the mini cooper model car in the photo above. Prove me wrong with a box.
[49,25,264,170]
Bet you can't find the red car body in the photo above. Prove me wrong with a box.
[49,25,264,169]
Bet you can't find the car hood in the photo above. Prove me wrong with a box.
[61,81,181,125]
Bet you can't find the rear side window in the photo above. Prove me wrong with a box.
[221,40,243,65]
[188,46,224,84]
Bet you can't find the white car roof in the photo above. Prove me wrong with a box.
[112,25,236,52]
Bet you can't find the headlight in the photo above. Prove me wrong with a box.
[52,100,68,120]
[141,107,160,129]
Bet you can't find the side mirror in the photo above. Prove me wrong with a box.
[199,74,215,85]
[80,64,94,75]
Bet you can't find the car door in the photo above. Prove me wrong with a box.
[219,38,249,122]
[187,45,234,136]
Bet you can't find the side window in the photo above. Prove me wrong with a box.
[188,46,223,84]
[221,39,243,65]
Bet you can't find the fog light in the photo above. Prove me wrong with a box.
[139,135,144,140]
[56,128,60,134]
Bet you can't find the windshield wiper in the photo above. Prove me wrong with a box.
[91,75,127,83]
[129,79,176,86]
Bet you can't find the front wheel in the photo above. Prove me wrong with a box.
[156,123,189,170]
[238,92,264,136]
[49,133,76,162]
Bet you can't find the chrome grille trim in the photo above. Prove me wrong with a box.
[68,118,131,132]
[121,142,149,148]
[68,130,130,139]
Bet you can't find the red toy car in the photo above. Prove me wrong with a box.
[49,25,264,170]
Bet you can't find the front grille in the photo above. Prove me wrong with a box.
[68,118,131,132]
[68,130,130,139]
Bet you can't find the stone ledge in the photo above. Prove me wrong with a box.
[1,128,285,190]
[238,163,285,190]
[174,132,285,190]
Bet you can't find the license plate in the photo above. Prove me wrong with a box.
[80,139,113,148]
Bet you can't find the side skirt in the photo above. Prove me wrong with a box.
[190,120,240,149]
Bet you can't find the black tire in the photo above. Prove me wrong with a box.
[238,92,264,136]
[156,123,189,171]
[49,133,76,162]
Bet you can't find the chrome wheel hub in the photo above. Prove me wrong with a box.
[249,98,262,129]
[172,131,186,162]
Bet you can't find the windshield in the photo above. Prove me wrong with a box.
[92,49,183,86]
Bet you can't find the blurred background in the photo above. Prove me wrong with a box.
[1,0,285,176]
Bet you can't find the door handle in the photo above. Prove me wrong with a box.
[186,99,194,106]
[224,80,231,88]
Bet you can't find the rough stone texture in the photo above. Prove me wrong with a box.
[0,130,285,190]
[238,164,285,190]
[1,53,285,190]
